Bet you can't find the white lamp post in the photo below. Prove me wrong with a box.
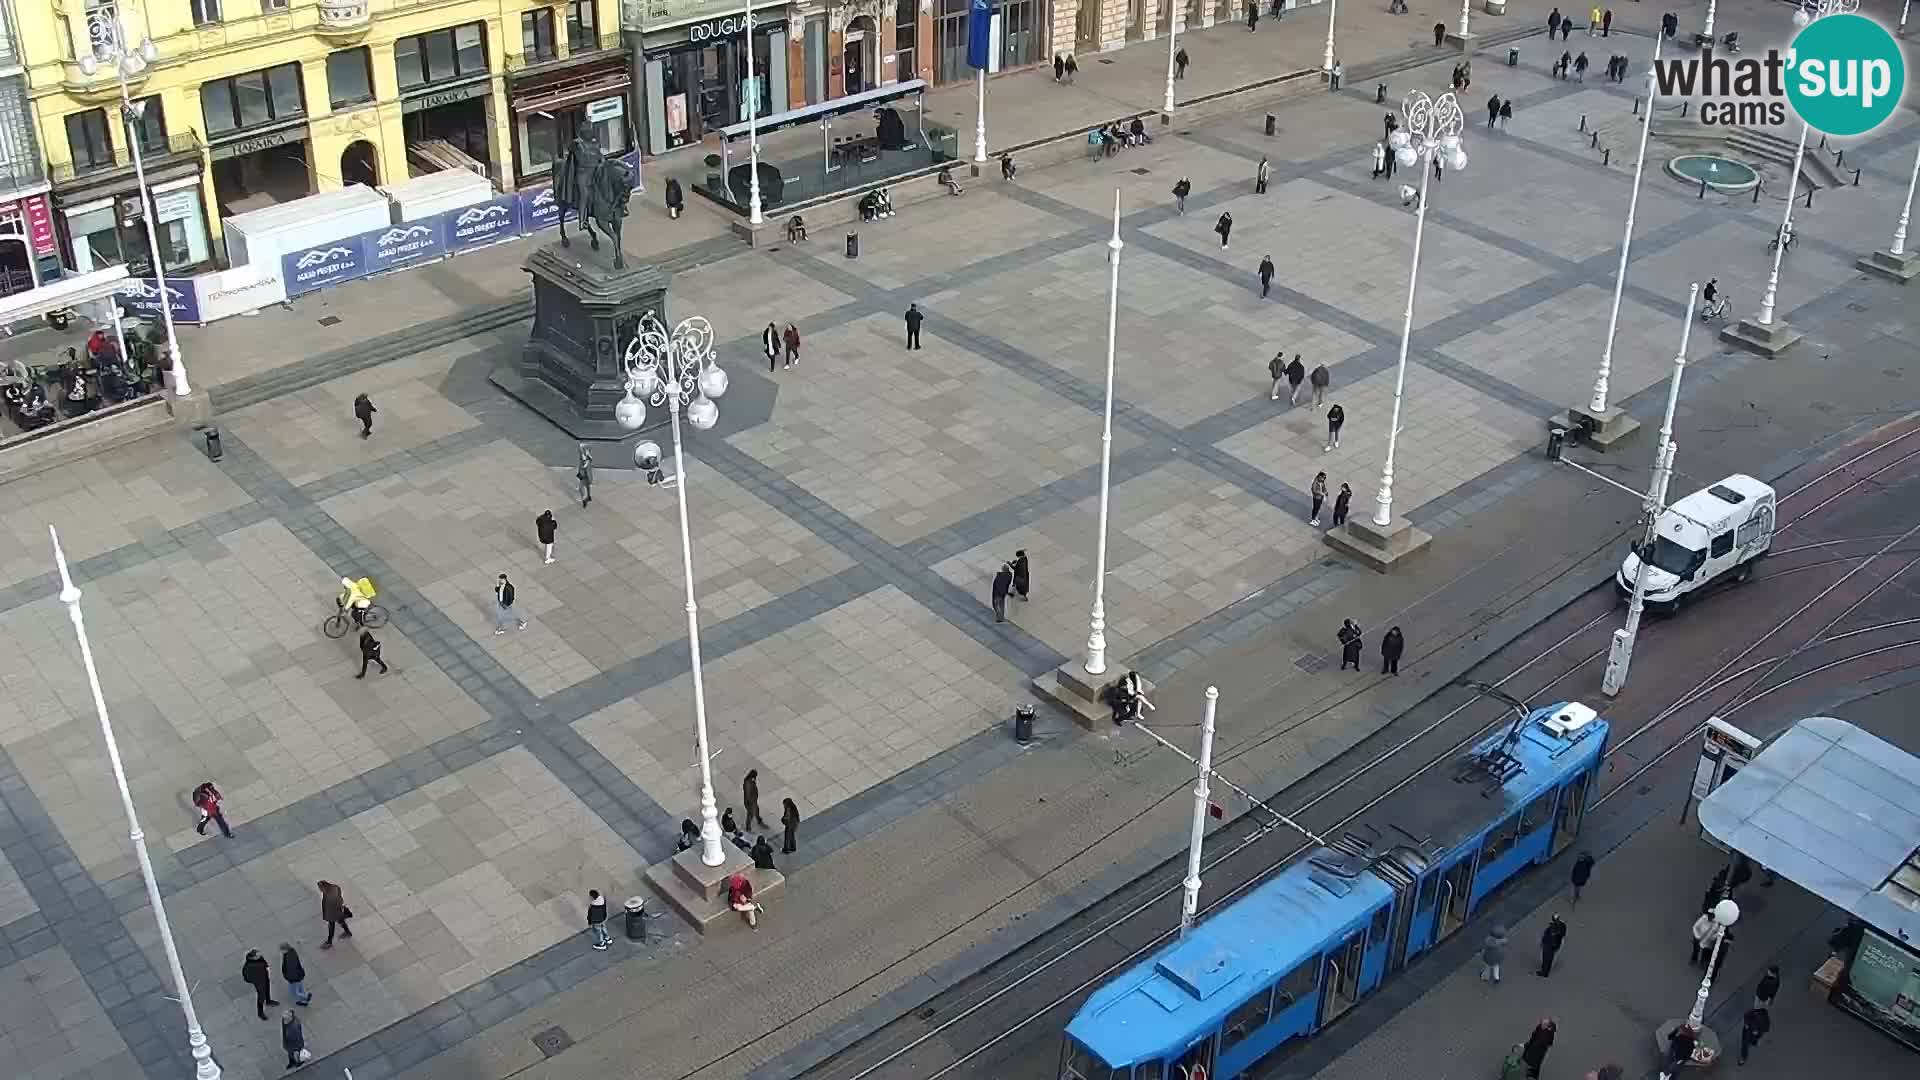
[1163,5,1180,114]
[1602,283,1695,698]
[1084,192,1122,677]
[50,528,221,1080]
[1372,91,1466,530]
[1890,144,1920,257]
[1323,0,1339,74]
[1862,142,1920,280]
[1457,0,1471,38]
[1178,686,1219,937]
[1660,898,1740,1079]
[616,313,731,867]
[974,70,988,164]
[744,0,764,226]
[78,12,189,398]
[1703,0,1718,39]
[1582,36,1662,426]
[1759,0,1858,325]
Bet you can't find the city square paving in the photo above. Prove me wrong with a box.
[0,12,1917,1077]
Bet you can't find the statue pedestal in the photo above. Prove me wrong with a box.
[489,243,671,441]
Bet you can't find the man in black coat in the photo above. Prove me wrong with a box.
[905,303,925,349]
[1738,1006,1770,1065]
[1381,626,1405,674]
[1011,549,1030,601]
[991,562,1014,622]
[357,629,388,678]
[537,509,558,564]
[280,943,312,1005]
[1257,255,1275,298]
[353,392,376,439]
[242,949,279,1020]
[1337,620,1364,670]
[1538,914,1568,976]
[743,769,768,830]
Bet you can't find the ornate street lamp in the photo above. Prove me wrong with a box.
[616,313,730,866]
[743,0,764,226]
[1084,192,1122,677]
[1578,36,1661,436]
[78,11,190,398]
[1757,0,1860,326]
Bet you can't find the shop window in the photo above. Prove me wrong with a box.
[327,48,375,110]
[191,0,222,26]
[67,206,120,273]
[65,109,113,172]
[522,10,557,62]
[261,0,288,10]
[522,111,561,174]
[567,0,598,51]
[397,23,489,90]
[203,63,305,135]
[895,0,917,80]
[126,96,166,154]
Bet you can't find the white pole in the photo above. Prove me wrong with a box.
[1457,0,1470,38]
[1179,686,1220,937]
[108,301,129,372]
[1373,139,1436,528]
[1589,35,1662,416]
[974,69,988,163]
[1323,0,1338,73]
[666,351,726,867]
[1757,121,1811,325]
[1902,0,1910,33]
[1703,0,1718,38]
[1602,283,1695,698]
[51,527,221,1080]
[114,47,187,396]
[1891,142,1920,257]
[745,0,763,226]
[1085,191,1122,677]
[1163,8,1179,114]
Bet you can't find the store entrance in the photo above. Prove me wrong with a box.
[404,97,491,175]
[210,143,315,216]
[0,236,31,297]
[694,43,734,134]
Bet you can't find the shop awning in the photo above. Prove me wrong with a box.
[513,70,631,114]
[1698,716,1920,944]
[0,265,129,325]
[717,80,928,141]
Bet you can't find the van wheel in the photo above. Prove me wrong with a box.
[1732,564,1753,585]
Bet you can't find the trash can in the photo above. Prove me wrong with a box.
[1507,47,1519,66]
[624,896,648,942]
[845,232,859,259]
[1264,113,1277,137]
[203,426,223,462]
[1013,705,1035,744]
[1376,82,1388,104]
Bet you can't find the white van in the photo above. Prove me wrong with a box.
[1617,474,1776,609]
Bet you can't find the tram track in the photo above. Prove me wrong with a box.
[789,421,1920,1080]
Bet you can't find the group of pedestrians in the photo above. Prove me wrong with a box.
[1544,7,1578,39]
[762,321,803,371]
[1602,54,1633,83]
[1051,53,1079,83]
[1334,619,1404,674]
[989,549,1031,622]
[241,945,314,1067]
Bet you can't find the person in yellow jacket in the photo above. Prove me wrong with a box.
[1588,5,1601,34]
[337,576,376,627]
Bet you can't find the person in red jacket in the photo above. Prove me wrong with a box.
[727,873,760,929]
[192,781,232,838]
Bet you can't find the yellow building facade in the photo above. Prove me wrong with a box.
[19,0,627,274]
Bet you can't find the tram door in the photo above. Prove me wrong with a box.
[1387,881,1418,973]
[1434,857,1476,940]
[1318,930,1366,1025]
[1171,1035,1215,1080]
[1552,771,1591,856]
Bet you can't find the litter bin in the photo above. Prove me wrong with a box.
[624,897,648,942]
[1014,705,1035,744]
[1376,82,1388,104]
[845,232,859,259]
[202,426,223,462]
[1507,47,1519,66]
[1264,113,1277,137]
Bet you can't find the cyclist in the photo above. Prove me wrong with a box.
[1701,278,1727,320]
[337,576,376,627]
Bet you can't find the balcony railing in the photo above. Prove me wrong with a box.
[0,156,44,196]
[504,32,624,72]
[50,129,201,184]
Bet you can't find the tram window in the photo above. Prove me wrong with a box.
[1137,1061,1165,1080]
[1519,792,1554,834]
[1369,905,1392,944]
[1274,955,1318,1008]
[1060,1039,1112,1080]
[1484,814,1521,859]
[1220,986,1273,1051]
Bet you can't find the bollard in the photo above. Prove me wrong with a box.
[1507,46,1519,66]
[1834,149,1844,168]
[1376,82,1388,103]
[202,426,223,462]
[1604,148,1612,166]
[845,231,859,258]
[1753,183,1762,203]
[1265,112,1277,136]
[1591,131,1599,148]
[1681,101,1689,117]
[1805,186,1815,209]
[1699,177,1708,199]
[1819,134,1829,150]
[1579,114,1587,131]
[1633,96,1641,116]
[1854,168,1863,186]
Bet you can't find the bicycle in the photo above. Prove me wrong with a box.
[1767,228,1796,255]
[322,602,388,638]
[1699,296,1730,323]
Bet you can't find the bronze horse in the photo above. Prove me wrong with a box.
[554,137,637,269]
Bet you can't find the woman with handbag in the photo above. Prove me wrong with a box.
[283,1010,311,1068]
[318,880,354,949]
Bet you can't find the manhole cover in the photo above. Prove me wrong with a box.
[1293,653,1330,674]
[1130,167,1152,175]
[1098,57,1116,64]
[531,1026,574,1058]
[915,1006,937,1021]
[317,315,342,326]
[1847,302,1870,312]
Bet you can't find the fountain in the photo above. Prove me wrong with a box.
[1666,154,1761,195]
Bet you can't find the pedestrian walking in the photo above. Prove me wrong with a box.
[586,889,611,949]
[1286,355,1307,405]
[1487,94,1501,128]
[284,1010,310,1068]
[537,509,558,564]
[1521,1018,1557,1079]
[1247,2,1258,30]
[1481,923,1509,982]
[318,880,354,948]
[1433,20,1446,45]
[493,573,526,634]
[1663,1024,1698,1078]
[781,797,802,854]
[1433,151,1444,182]
[728,872,762,929]
[1564,17,1575,39]
[744,769,769,830]
[1500,100,1513,128]
[1691,909,1716,965]
[1309,362,1330,408]
[1255,156,1270,194]
[1548,6,1562,35]
[783,323,801,368]
[1602,8,1613,34]
[1064,54,1078,82]
[905,302,924,349]
[576,445,594,508]
[242,949,279,1019]
[192,781,233,838]
[1324,402,1345,450]
[1710,930,1733,979]
[664,176,684,219]
[1332,482,1352,527]
[279,944,312,1006]
[353,392,376,439]
[1337,619,1364,671]
[1738,1006,1770,1064]
[1215,212,1233,249]
[356,629,388,678]
[1001,153,1016,180]
[1054,54,1065,81]
[1559,50,1572,78]
[991,561,1013,622]
[1257,255,1275,298]
[763,322,780,372]
[1371,141,1386,178]
[1172,176,1191,213]
[1012,549,1030,601]
[1574,52,1589,81]
[1309,471,1328,525]
[1173,46,1190,80]
[1268,352,1287,400]
[1330,62,1343,91]
[1755,964,1781,1009]
[751,834,778,870]
[1588,4,1600,34]
[1538,914,1567,976]
[1570,850,1595,903]
[1381,626,1405,674]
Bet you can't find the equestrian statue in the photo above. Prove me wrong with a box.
[554,136,637,269]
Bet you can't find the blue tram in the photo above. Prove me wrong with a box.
[1062,701,1610,1080]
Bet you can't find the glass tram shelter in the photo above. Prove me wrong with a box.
[698,80,959,213]
[1698,716,1920,1052]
